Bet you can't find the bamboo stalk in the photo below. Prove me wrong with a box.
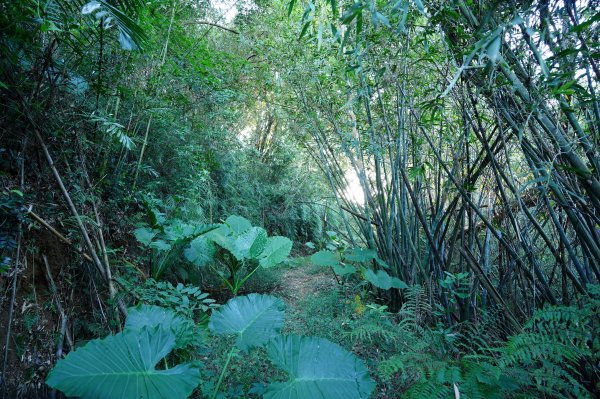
[34,129,109,281]
[132,115,152,191]
[28,209,94,263]
[42,256,74,351]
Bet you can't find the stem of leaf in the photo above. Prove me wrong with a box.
[329,266,341,284]
[238,264,261,290]
[209,263,234,293]
[211,347,236,399]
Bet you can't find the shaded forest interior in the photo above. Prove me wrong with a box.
[1,0,599,398]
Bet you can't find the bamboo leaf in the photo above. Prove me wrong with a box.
[486,34,502,62]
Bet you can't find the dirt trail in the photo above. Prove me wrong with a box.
[274,262,337,310]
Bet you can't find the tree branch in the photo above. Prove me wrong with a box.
[184,21,239,34]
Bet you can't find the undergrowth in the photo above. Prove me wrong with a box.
[280,275,600,399]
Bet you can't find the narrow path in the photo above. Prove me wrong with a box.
[271,259,341,338]
[274,261,337,310]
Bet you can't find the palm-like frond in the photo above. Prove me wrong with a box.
[41,0,147,50]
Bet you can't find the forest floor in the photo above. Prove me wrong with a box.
[203,258,349,398]
[274,258,338,311]
[270,258,343,336]
[268,258,405,399]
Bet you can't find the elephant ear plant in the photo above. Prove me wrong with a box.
[184,215,293,295]
[208,293,375,399]
[46,305,202,399]
[47,294,375,399]
[311,246,409,290]
[134,219,219,279]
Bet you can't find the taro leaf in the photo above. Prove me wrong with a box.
[264,335,375,399]
[149,239,171,252]
[134,227,157,246]
[46,327,200,399]
[163,221,195,241]
[259,236,293,268]
[184,236,216,267]
[332,263,357,277]
[192,223,220,237]
[125,305,195,349]
[233,226,268,261]
[364,269,408,290]
[207,224,236,253]
[224,215,252,235]
[209,294,284,352]
[375,257,389,269]
[164,220,221,241]
[345,247,377,263]
[310,250,339,267]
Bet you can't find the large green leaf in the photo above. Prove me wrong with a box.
[259,236,293,268]
[207,224,236,253]
[162,221,218,242]
[344,248,388,268]
[310,250,339,267]
[192,223,220,237]
[134,227,157,246]
[46,327,200,399]
[163,220,195,241]
[184,235,216,267]
[264,335,375,399]
[149,239,171,252]
[364,269,408,290]
[345,247,377,263]
[125,305,195,348]
[333,263,357,277]
[209,294,284,351]
[233,226,268,261]
[225,215,252,235]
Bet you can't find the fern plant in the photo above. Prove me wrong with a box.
[378,285,600,398]
[345,303,399,346]
[498,292,600,398]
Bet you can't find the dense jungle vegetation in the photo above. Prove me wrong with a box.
[1,0,599,397]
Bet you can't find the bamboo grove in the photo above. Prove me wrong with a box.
[1,0,599,397]
[279,0,600,320]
